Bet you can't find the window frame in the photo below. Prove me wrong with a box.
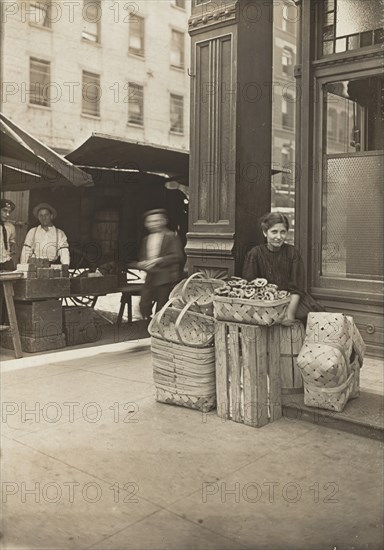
[128,14,145,57]
[81,0,102,44]
[81,70,101,117]
[28,1,52,29]
[311,66,383,294]
[170,28,185,70]
[169,93,184,134]
[29,57,51,107]
[127,82,144,127]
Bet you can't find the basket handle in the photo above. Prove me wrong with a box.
[180,272,204,300]
[148,296,180,340]
[175,299,214,348]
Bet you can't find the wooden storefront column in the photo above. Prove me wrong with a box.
[186,0,274,277]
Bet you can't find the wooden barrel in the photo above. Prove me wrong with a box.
[91,209,120,258]
[279,321,305,394]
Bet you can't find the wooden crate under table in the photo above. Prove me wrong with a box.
[13,278,70,300]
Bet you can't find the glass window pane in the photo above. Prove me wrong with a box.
[360,31,373,47]
[335,37,346,53]
[336,0,383,37]
[347,34,360,50]
[82,71,100,116]
[322,154,384,281]
[322,40,334,55]
[324,77,383,154]
[30,58,50,106]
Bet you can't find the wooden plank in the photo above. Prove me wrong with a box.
[280,324,294,388]
[254,326,269,427]
[215,322,229,420]
[241,324,258,427]
[292,321,305,388]
[267,325,282,422]
[228,324,242,423]
[2,281,23,358]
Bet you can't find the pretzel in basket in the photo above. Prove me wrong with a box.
[244,287,256,299]
[215,285,230,296]
[251,278,268,288]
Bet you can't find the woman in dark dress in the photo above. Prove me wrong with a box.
[242,212,320,325]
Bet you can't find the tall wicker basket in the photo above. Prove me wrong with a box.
[149,298,216,411]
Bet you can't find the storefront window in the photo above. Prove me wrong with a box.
[321,75,383,282]
[321,0,384,56]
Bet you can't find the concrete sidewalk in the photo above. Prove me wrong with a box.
[1,341,383,550]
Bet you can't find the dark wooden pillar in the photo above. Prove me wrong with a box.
[186,0,274,277]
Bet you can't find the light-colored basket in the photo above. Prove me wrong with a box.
[297,313,365,412]
[151,337,216,411]
[170,272,225,315]
[148,297,215,348]
[303,356,360,412]
[213,295,290,326]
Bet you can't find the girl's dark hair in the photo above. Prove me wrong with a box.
[260,212,289,232]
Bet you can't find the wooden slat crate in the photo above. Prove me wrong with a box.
[1,332,66,353]
[63,307,99,346]
[215,322,282,428]
[69,275,117,295]
[15,300,62,338]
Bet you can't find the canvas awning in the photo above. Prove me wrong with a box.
[0,113,93,191]
[66,133,190,179]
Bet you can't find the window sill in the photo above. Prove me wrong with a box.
[81,113,101,120]
[127,122,144,129]
[28,103,51,111]
[171,4,186,11]
[29,23,52,32]
[169,130,184,136]
[170,65,185,72]
[128,52,145,60]
[81,38,102,47]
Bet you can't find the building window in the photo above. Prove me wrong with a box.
[321,0,383,56]
[128,83,144,126]
[29,58,50,107]
[171,30,185,69]
[327,108,338,139]
[170,94,184,133]
[82,71,100,117]
[282,47,293,75]
[28,1,51,28]
[282,94,294,129]
[172,0,186,8]
[129,15,145,56]
[82,0,101,42]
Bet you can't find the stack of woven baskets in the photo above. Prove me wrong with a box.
[149,273,224,411]
[297,312,365,412]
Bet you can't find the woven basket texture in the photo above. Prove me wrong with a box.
[170,272,225,315]
[303,357,360,412]
[148,298,215,348]
[151,337,216,411]
[297,313,365,412]
[213,296,290,326]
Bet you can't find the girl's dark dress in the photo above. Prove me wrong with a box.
[242,243,322,322]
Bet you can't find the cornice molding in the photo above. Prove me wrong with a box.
[189,2,237,33]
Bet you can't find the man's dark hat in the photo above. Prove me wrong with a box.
[0,199,16,211]
[143,208,168,219]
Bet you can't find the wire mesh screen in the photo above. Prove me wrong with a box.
[322,153,383,280]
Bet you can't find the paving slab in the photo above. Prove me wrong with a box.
[166,427,384,550]
[1,436,160,550]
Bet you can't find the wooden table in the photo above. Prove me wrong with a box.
[116,282,144,325]
[0,271,24,358]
